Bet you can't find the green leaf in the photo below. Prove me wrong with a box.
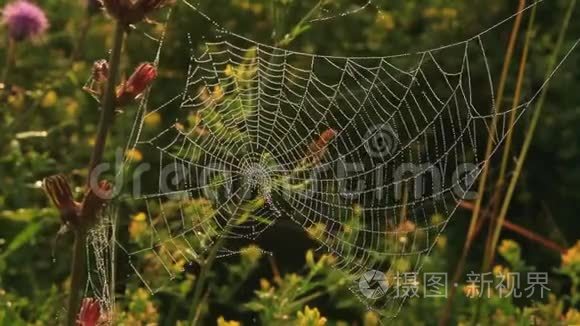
[0,219,45,260]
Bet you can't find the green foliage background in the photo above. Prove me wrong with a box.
[0,0,579,325]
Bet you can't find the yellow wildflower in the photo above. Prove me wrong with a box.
[126,288,159,324]
[175,122,185,132]
[306,249,315,268]
[129,213,147,239]
[241,244,263,264]
[318,253,336,267]
[224,64,236,77]
[297,306,327,326]
[212,85,224,102]
[285,273,302,287]
[436,235,447,250]
[126,148,143,162]
[259,278,271,291]
[363,310,380,326]
[144,111,162,128]
[498,239,519,257]
[396,220,416,233]
[72,62,85,73]
[41,90,58,108]
[431,213,445,225]
[217,316,241,326]
[198,86,210,102]
[375,11,395,31]
[133,212,146,222]
[562,240,580,266]
[564,308,580,324]
[307,223,326,240]
[352,204,362,217]
[8,92,25,110]
[65,100,79,118]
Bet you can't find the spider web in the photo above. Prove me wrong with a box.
[84,0,579,320]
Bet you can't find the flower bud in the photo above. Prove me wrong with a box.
[116,62,157,106]
[42,175,80,226]
[102,0,170,25]
[77,298,101,326]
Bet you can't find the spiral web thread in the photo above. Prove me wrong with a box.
[82,0,579,319]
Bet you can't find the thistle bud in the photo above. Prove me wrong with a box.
[77,298,101,326]
[116,62,157,106]
[102,0,170,25]
[42,175,80,226]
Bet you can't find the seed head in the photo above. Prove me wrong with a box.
[42,175,80,226]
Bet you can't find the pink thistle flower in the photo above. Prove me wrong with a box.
[2,0,49,42]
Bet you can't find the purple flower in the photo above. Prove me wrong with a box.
[2,1,49,41]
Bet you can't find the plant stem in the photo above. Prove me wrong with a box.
[496,8,534,188]
[483,4,536,270]
[481,0,527,270]
[67,20,125,326]
[487,0,577,270]
[88,21,125,178]
[438,2,526,324]
[458,200,566,254]
[188,232,227,324]
[276,0,325,47]
[66,228,87,326]
[2,37,16,83]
